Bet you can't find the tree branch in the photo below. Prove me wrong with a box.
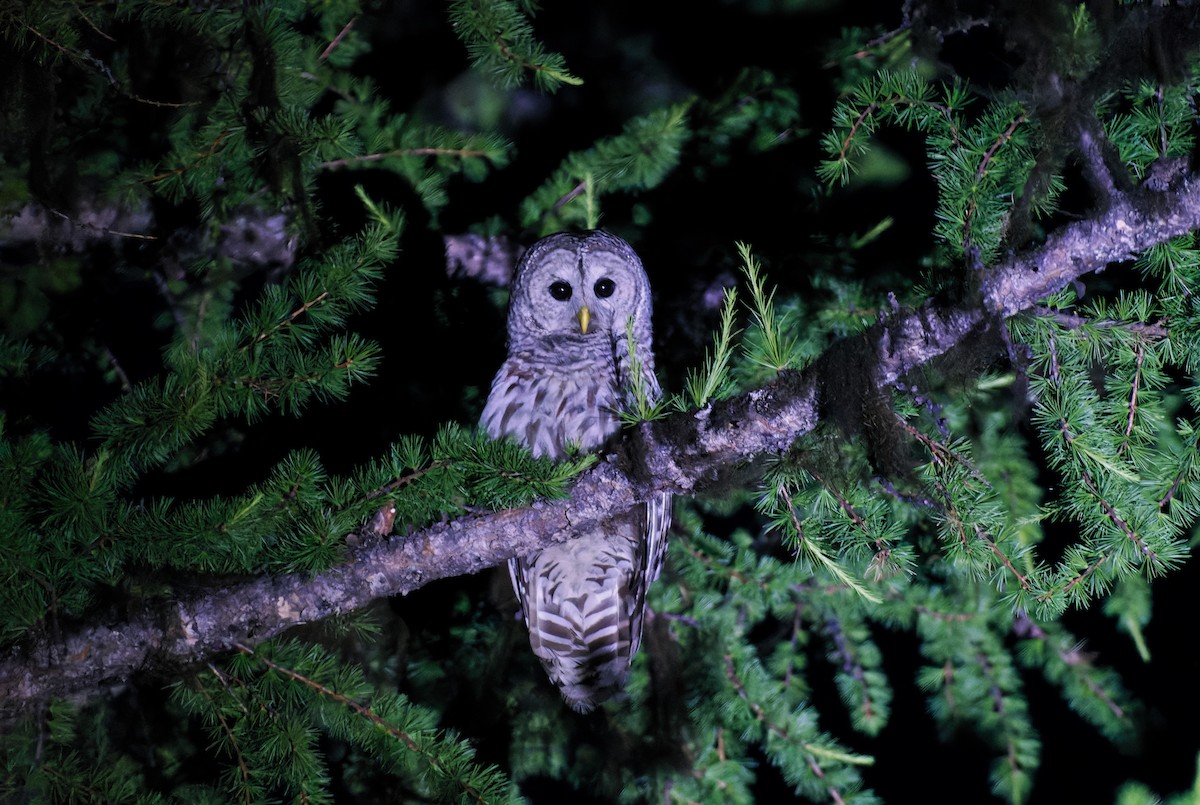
[4,179,1200,716]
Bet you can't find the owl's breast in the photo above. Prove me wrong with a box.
[480,348,621,460]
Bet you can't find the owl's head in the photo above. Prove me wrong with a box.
[506,230,652,343]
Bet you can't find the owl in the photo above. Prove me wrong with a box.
[480,230,671,712]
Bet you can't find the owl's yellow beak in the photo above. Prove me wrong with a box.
[577,305,591,334]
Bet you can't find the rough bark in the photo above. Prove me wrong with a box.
[2,179,1199,716]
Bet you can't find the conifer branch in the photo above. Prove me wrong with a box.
[776,480,883,604]
[234,643,499,804]
[143,131,233,184]
[319,147,496,170]
[894,414,988,484]
[963,112,1027,258]
[6,176,1200,712]
[1080,471,1163,572]
[199,665,254,803]
[318,17,355,62]
[721,651,870,803]
[447,0,582,91]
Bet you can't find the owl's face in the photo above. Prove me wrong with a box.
[508,231,649,341]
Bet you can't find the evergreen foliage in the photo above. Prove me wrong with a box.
[448,0,583,93]
[519,103,692,233]
[2,2,1200,804]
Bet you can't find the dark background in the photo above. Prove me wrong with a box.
[3,1,1198,802]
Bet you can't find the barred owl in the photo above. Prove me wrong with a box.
[480,230,671,712]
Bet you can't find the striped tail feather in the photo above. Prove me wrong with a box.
[508,514,645,712]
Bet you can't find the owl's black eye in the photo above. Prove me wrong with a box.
[594,278,615,298]
[549,281,573,301]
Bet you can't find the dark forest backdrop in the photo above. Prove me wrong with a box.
[2,1,1200,803]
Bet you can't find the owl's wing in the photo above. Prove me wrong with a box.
[507,555,530,621]
[644,491,672,584]
[629,492,672,659]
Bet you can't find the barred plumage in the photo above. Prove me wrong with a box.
[480,230,670,712]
